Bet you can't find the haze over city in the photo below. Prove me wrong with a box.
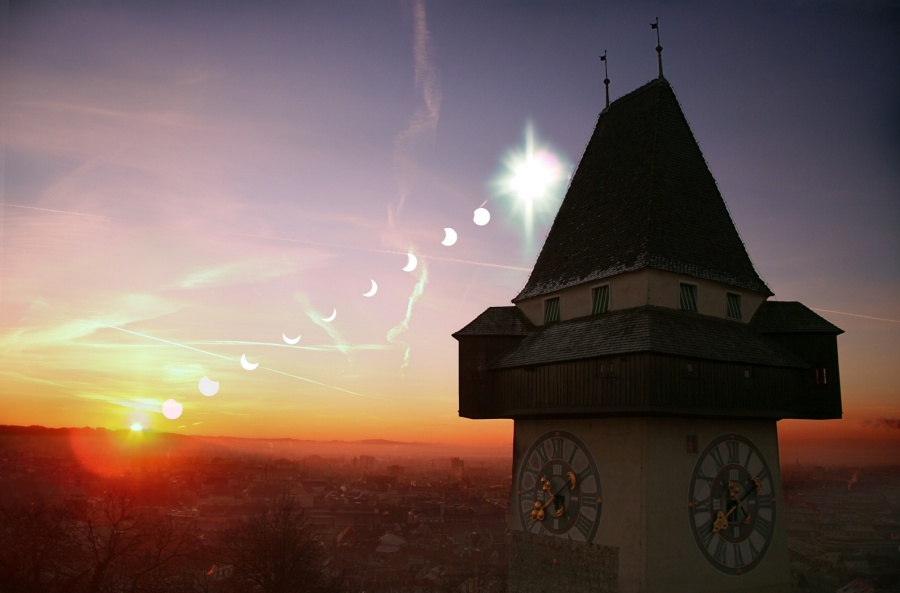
[1,1,898,464]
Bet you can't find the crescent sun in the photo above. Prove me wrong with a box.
[240,354,259,371]
[323,308,337,322]
[198,376,219,396]
[282,332,301,345]
[363,279,378,297]
[442,227,458,247]
[402,252,418,272]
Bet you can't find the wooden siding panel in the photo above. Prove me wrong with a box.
[459,352,838,420]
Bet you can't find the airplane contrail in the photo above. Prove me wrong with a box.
[811,308,900,324]
[241,232,530,271]
[3,202,108,219]
[101,324,378,399]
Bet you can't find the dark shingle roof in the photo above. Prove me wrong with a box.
[489,306,807,369]
[514,78,771,302]
[452,306,533,338]
[751,301,844,334]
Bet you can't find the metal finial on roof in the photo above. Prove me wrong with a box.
[651,17,663,79]
[600,50,610,109]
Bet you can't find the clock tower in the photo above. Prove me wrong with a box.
[453,75,842,593]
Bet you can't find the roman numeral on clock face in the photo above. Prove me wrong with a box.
[574,513,593,538]
[727,441,740,464]
[516,431,602,542]
[552,437,565,459]
[689,434,776,575]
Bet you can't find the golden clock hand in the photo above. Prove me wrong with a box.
[712,503,743,533]
[540,483,567,510]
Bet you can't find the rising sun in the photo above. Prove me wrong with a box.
[130,422,143,432]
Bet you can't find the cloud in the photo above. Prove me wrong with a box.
[295,293,351,357]
[386,261,429,373]
[861,418,900,430]
[176,256,300,290]
[391,0,442,219]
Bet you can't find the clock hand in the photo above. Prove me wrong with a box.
[540,480,571,509]
[533,474,579,520]
[529,477,557,521]
[713,478,762,533]
[735,476,761,524]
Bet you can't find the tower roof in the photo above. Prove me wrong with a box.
[514,78,771,302]
[488,306,808,370]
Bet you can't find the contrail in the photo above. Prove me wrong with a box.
[101,324,376,398]
[105,324,233,361]
[242,232,530,271]
[811,308,900,324]
[423,254,530,272]
[386,262,429,373]
[3,202,108,219]
[238,233,531,272]
[236,233,405,257]
[392,0,442,217]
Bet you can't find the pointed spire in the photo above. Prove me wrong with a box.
[651,18,663,79]
[600,50,610,110]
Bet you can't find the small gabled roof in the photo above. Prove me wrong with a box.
[751,301,844,334]
[514,78,771,302]
[452,306,533,338]
[489,306,807,370]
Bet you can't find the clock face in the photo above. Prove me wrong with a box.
[516,430,602,542]
[688,434,776,575]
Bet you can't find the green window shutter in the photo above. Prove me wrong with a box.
[592,285,610,314]
[680,284,698,312]
[727,293,742,319]
[544,297,560,323]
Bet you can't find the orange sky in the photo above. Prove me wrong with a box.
[1,2,898,460]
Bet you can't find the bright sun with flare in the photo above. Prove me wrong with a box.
[491,121,569,245]
[130,422,143,432]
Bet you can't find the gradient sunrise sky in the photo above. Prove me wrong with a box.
[1,2,898,454]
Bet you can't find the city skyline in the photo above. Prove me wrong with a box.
[1,2,898,460]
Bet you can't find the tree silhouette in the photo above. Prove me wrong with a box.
[214,497,336,593]
[0,501,76,593]
[0,492,205,593]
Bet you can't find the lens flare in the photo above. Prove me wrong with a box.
[490,121,570,247]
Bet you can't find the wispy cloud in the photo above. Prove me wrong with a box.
[861,418,900,430]
[391,0,442,220]
[176,256,301,290]
[386,262,429,373]
[296,293,351,357]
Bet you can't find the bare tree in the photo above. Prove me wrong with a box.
[0,501,78,593]
[65,490,204,593]
[0,491,206,593]
[214,497,336,593]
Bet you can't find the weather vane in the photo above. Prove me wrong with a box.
[600,50,610,109]
[651,17,663,79]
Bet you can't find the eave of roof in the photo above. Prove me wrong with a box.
[452,306,533,338]
[751,301,844,334]
[489,306,808,370]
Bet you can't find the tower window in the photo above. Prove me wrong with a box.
[544,297,560,323]
[680,283,698,312]
[591,285,610,314]
[727,293,742,319]
[815,367,827,385]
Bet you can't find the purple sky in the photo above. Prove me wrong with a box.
[1,1,898,446]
